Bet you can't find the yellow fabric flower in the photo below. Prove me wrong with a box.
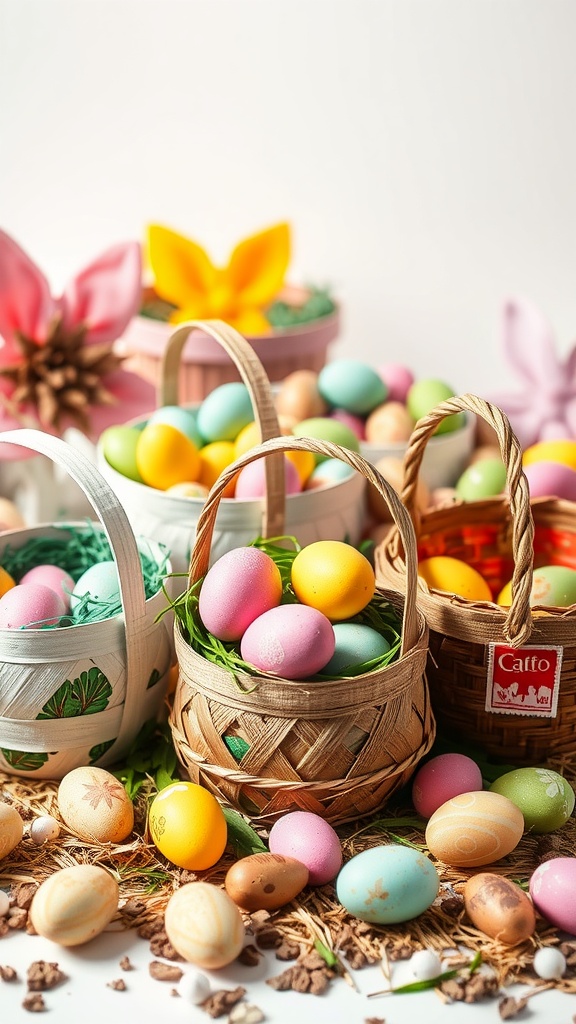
[146,222,291,335]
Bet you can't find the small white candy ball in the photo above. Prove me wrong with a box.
[178,969,211,1004]
[533,946,566,980]
[30,815,61,845]
[409,948,443,980]
[0,890,10,917]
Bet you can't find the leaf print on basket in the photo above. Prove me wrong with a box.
[0,749,49,771]
[36,665,112,720]
[89,739,116,765]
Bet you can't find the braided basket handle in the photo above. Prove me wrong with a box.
[189,435,421,656]
[159,319,285,538]
[0,428,149,758]
[397,393,534,645]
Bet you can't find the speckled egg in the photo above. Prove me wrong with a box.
[197,382,253,443]
[425,791,524,867]
[20,565,75,612]
[240,603,335,679]
[268,811,342,885]
[463,873,536,945]
[0,582,66,628]
[490,767,575,833]
[529,858,576,933]
[57,766,134,843]
[411,753,483,819]
[164,881,245,969]
[319,622,390,675]
[530,565,576,607]
[318,359,387,415]
[198,547,282,641]
[225,853,309,911]
[336,844,439,924]
[30,864,119,946]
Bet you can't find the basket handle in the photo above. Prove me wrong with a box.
[397,393,535,645]
[0,428,150,759]
[189,435,421,656]
[159,319,285,538]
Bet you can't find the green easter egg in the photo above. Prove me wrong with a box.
[532,565,576,607]
[455,458,507,501]
[490,767,575,833]
[101,425,144,482]
[406,379,465,435]
[292,417,360,464]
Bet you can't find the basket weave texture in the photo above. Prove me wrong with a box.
[169,435,434,826]
[377,393,576,765]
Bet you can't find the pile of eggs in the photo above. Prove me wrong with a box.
[194,541,394,679]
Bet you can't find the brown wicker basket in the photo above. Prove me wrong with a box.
[377,393,576,766]
[169,435,434,826]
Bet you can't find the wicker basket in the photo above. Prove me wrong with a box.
[0,429,173,779]
[169,434,434,826]
[98,319,366,573]
[377,393,576,765]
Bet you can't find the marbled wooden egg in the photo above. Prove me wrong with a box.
[464,872,536,945]
[164,882,245,969]
[225,853,309,911]
[425,791,524,867]
[30,865,119,946]
[57,766,134,843]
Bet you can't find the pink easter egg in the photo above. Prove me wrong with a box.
[378,364,415,404]
[529,858,576,934]
[523,460,576,501]
[198,547,282,641]
[0,583,66,628]
[269,811,343,885]
[234,456,301,498]
[329,408,366,440]
[240,603,335,679]
[20,565,75,612]
[412,752,484,819]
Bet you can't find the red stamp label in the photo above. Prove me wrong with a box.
[486,644,562,718]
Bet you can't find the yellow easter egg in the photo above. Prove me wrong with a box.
[148,781,227,870]
[0,566,15,598]
[425,791,524,867]
[418,556,492,601]
[286,448,316,485]
[136,423,200,490]
[198,441,237,495]
[523,439,576,470]
[291,540,375,620]
[234,421,261,459]
[497,579,513,606]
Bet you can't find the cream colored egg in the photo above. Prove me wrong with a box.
[164,882,245,969]
[0,802,24,859]
[425,790,524,867]
[30,865,119,946]
[365,401,414,443]
[275,370,328,422]
[57,766,134,843]
[368,455,430,522]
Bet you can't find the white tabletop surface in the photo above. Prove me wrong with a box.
[2,925,575,1024]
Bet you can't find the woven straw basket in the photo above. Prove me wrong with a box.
[169,434,434,826]
[98,319,366,574]
[0,428,173,779]
[377,393,576,766]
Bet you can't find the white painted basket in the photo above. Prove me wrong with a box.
[97,320,366,574]
[0,429,173,779]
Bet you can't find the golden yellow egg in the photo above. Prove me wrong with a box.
[418,556,492,601]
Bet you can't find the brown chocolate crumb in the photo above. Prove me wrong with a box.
[440,896,464,916]
[0,964,18,981]
[27,961,67,991]
[364,1018,386,1024]
[148,960,183,982]
[119,956,133,971]
[266,967,295,991]
[343,947,369,970]
[237,944,262,967]
[107,978,126,991]
[13,884,38,910]
[8,907,29,930]
[149,929,184,961]
[170,987,179,997]
[275,940,300,961]
[137,915,165,939]
[386,942,413,961]
[0,920,9,938]
[499,995,530,1019]
[249,910,271,929]
[201,985,246,1018]
[441,973,499,1003]
[266,961,334,996]
[121,898,147,918]
[22,992,46,1012]
[254,928,282,950]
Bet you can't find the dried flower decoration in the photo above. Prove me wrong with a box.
[145,222,291,335]
[0,230,155,447]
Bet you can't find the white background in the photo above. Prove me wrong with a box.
[2,0,576,398]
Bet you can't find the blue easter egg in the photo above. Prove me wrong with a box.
[320,623,390,675]
[197,383,254,442]
[336,844,439,923]
[318,360,388,415]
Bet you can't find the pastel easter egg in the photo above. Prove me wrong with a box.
[147,405,204,447]
[100,425,144,482]
[198,441,237,493]
[305,458,354,490]
[225,853,309,911]
[70,561,120,613]
[319,622,390,675]
[240,604,335,679]
[149,782,227,870]
[165,481,210,498]
[365,401,415,444]
[455,458,507,501]
[198,547,282,641]
[530,565,576,607]
[136,423,200,490]
[164,882,245,969]
[30,865,119,946]
[275,370,328,422]
[57,766,134,843]
[378,363,414,404]
[20,565,75,612]
[418,556,492,602]
[329,408,366,440]
[197,382,253,442]
[336,844,439,924]
[292,417,361,463]
[463,873,536,945]
[291,540,375,620]
[318,359,387,415]
[529,858,576,933]
[523,439,576,469]
[0,583,66,628]
[234,455,301,498]
[524,460,576,501]
[425,791,524,867]
[412,753,483,819]
[269,811,342,885]
[406,379,465,435]
[490,767,575,833]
